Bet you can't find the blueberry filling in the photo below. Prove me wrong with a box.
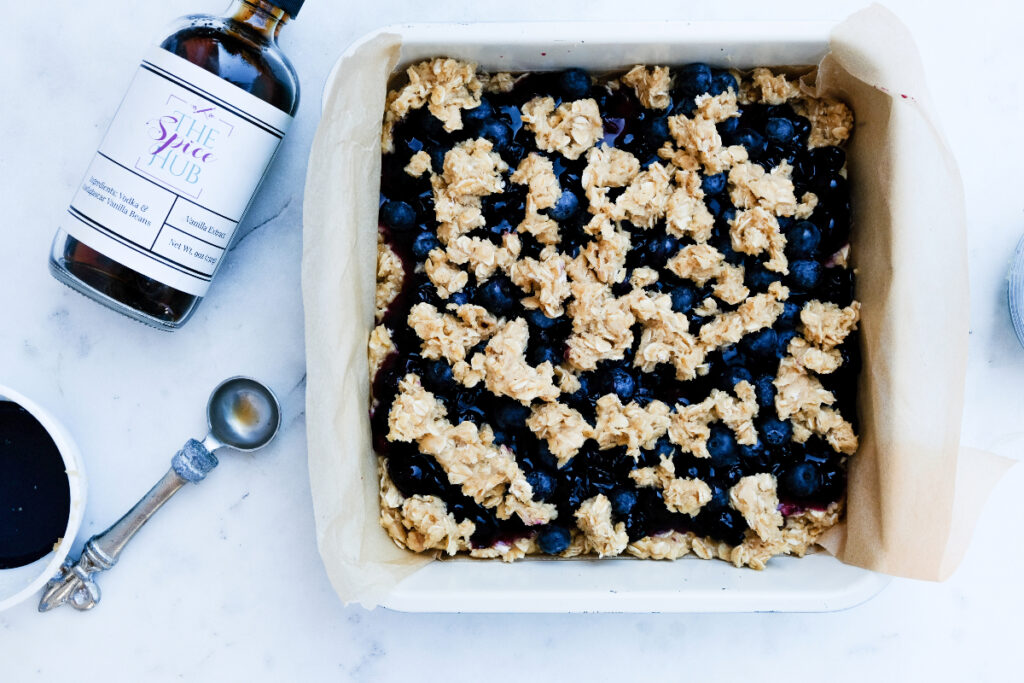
[374,62,858,555]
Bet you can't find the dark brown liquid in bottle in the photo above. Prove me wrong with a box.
[60,2,299,324]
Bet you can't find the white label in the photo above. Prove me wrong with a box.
[63,48,293,296]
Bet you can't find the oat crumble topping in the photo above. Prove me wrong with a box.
[593,395,671,456]
[575,495,630,557]
[375,236,404,321]
[622,65,673,110]
[729,474,784,543]
[728,160,799,216]
[404,150,433,177]
[521,97,604,160]
[368,324,395,379]
[511,153,561,212]
[483,319,561,403]
[373,59,860,568]
[730,207,789,273]
[527,401,595,467]
[630,455,712,515]
[741,67,801,106]
[382,58,483,153]
[432,138,508,246]
[792,97,854,148]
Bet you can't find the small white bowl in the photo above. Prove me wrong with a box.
[0,385,87,612]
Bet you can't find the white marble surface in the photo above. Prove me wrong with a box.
[1,0,1022,679]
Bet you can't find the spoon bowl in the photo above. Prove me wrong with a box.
[206,377,281,451]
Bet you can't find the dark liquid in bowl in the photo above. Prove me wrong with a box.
[0,401,71,569]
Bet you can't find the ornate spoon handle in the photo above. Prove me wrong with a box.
[39,439,218,612]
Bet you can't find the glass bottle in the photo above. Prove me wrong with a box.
[49,0,304,330]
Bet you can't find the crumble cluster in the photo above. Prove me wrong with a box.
[370,58,858,568]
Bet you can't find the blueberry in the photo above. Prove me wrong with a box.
[701,172,727,195]
[775,329,797,358]
[452,389,486,424]
[477,276,517,315]
[527,343,562,367]
[735,129,765,154]
[789,259,823,291]
[411,232,441,260]
[704,196,723,217]
[754,375,776,409]
[720,207,737,227]
[820,267,856,307]
[387,453,448,497]
[817,175,849,197]
[448,286,473,307]
[815,146,847,173]
[526,470,557,501]
[710,71,739,95]
[559,68,591,99]
[720,344,746,367]
[463,97,494,126]
[611,489,638,517]
[427,146,448,174]
[723,365,753,389]
[409,108,447,140]
[604,369,639,403]
[709,484,731,509]
[654,437,676,461]
[646,235,681,261]
[449,500,500,544]
[776,301,801,329]
[787,221,821,257]
[380,200,416,231]
[760,417,793,446]
[669,284,698,313]
[537,526,572,555]
[424,359,455,390]
[477,119,512,150]
[610,280,632,297]
[795,146,846,184]
[697,505,747,546]
[743,328,778,359]
[717,116,740,139]
[676,63,713,96]
[494,401,530,431]
[765,117,795,142]
[640,116,670,150]
[739,438,767,463]
[548,190,580,221]
[610,368,634,401]
[780,463,821,500]
[525,308,560,331]
[413,279,440,306]
[532,443,561,471]
[745,263,778,290]
[492,429,518,449]
[707,424,739,465]
[712,233,742,264]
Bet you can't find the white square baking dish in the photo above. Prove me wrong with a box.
[308,21,891,613]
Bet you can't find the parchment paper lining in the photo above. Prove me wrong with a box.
[302,7,1013,608]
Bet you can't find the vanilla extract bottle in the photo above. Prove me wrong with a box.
[49,0,304,329]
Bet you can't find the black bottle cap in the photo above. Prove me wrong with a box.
[275,0,305,18]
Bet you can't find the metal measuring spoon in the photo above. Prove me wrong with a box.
[39,377,281,612]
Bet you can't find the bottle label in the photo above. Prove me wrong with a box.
[63,48,293,296]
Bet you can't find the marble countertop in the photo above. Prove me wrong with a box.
[2,0,1022,679]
